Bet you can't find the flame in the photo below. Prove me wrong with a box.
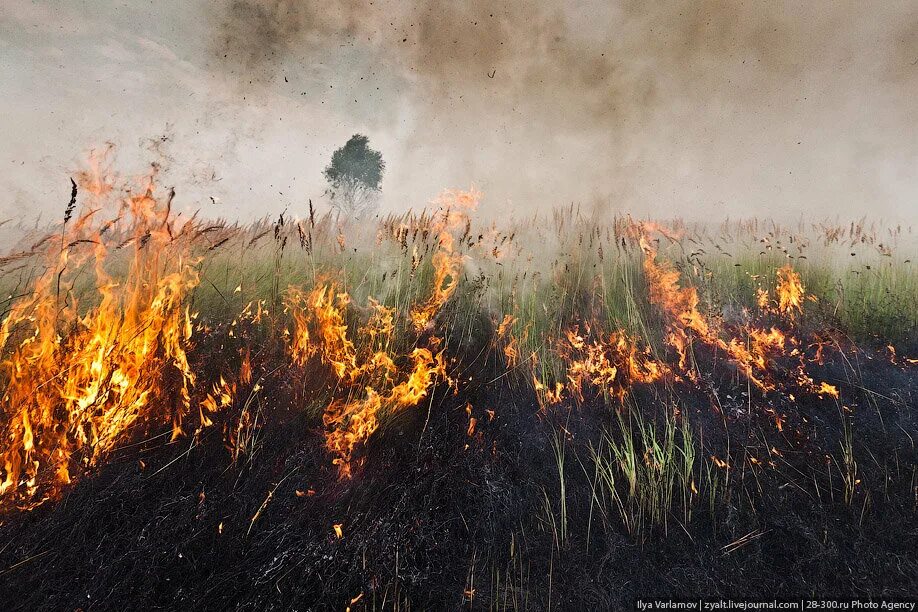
[0,171,200,509]
[815,381,839,399]
[2,159,866,511]
[557,326,665,404]
[640,232,710,373]
[286,280,447,478]
[201,376,236,428]
[497,314,520,366]
[322,348,445,478]
[287,283,356,379]
[409,189,478,330]
[637,222,838,400]
[775,265,805,318]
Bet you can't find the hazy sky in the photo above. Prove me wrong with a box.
[1,0,916,222]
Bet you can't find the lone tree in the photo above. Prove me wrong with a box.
[323,134,385,219]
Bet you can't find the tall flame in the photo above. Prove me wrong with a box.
[409,189,478,330]
[775,265,805,318]
[0,173,199,509]
[637,222,835,397]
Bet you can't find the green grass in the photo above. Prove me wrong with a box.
[4,208,913,351]
[583,407,701,542]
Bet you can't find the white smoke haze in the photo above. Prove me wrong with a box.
[1,0,916,224]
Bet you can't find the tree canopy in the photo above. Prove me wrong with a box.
[323,134,385,218]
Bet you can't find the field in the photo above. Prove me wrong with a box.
[0,167,916,609]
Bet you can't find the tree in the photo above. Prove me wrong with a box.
[323,134,385,219]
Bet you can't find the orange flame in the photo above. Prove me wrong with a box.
[637,222,834,399]
[0,172,199,509]
[409,189,478,330]
[558,326,665,404]
[775,265,805,318]
[322,348,446,477]
[286,280,447,477]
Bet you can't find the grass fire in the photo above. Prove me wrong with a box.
[0,158,914,609]
[1,2,917,609]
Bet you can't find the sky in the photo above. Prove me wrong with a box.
[1,0,916,223]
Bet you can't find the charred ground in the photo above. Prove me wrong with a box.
[1,315,916,609]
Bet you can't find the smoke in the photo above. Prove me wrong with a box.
[209,1,798,111]
[199,1,918,220]
[1,1,915,221]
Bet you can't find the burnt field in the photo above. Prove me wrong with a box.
[0,169,916,610]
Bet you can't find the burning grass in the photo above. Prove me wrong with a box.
[0,176,200,509]
[0,163,916,608]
